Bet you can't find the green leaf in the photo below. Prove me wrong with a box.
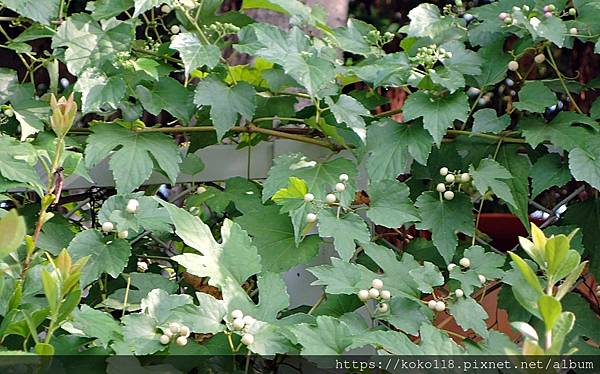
[569,139,600,191]
[67,229,132,287]
[448,297,489,338]
[366,180,419,228]
[507,252,543,294]
[495,145,532,228]
[160,201,262,293]
[120,313,163,355]
[513,81,556,113]
[170,32,221,76]
[181,292,227,334]
[308,258,374,294]
[311,294,362,317]
[366,119,432,182]
[0,209,26,260]
[325,95,370,141]
[404,91,469,146]
[419,324,463,354]
[37,221,75,256]
[538,295,562,331]
[349,330,422,354]
[2,0,60,25]
[0,136,43,195]
[441,40,482,76]
[407,3,464,43]
[317,210,370,261]
[519,115,592,151]
[377,298,431,336]
[74,68,126,114]
[469,158,516,207]
[236,204,320,273]
[262,153,357,207]
[0,68,18,102]
[98,192,171,234]
[87,0,134,20]
[415,191,474,264]
[288,316,354,355]
[69,305,122,347]
[244,320,294,356]
[332,19,377,56]
[52,14,133,75]
[194,78,256,139]
[133,0,171,17]
[9,85,51,141]
[563,198,600,277]
[346,53,412,87]
[473,41,511,87]
[242,0,321,27]
[136,76,195,122]
[85,123,182,193]
[526,13,567,47]
[429,67,465,93]
[472,108,510,133]
[530,154,571,198]
[140,288,193,324]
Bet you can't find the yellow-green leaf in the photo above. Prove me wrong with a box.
[0,209,26,259]
[508,252,543,294]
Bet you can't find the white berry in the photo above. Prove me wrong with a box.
[508,60,519,71]
[358,289,370,301]
[232,318,245,331]
[101,221,114,233]
[126,199,139,213]
[380,290,391,300]
[445,174,455,183]
[376,303,389,313]
[164,328,174,337]
[175,336,188,346]
[368,288,380,299]
[241,333,254,346]
[159,334,171,345]
[170,25,180,34]
[460,173,470,183]
[498,12,508,20]
[455,288,464,298]
[459,257,471,268]
[179,325,190,337]
[304,193,315,203]
[427,300,437,310]
[231,310,244,320]
[306,213,317,223]
[569,27,578,35]
[371,278,384,290]
[137,261,148,272]
[439,167,449,176]
[436,183,446,193]
[117,230,129,239]
[161,4,171,13]
[434,301,446,312]
[534,54,545,64]
[443,191,455,201]
[325,194,337,204]
[447,263,457,271]
[3,108,14,117]
[478,274,487,283]
[197,186,207,194]
[242,315,256,327]
[339,173,349,182]
[168,322,181,334]
[335,183,346,192]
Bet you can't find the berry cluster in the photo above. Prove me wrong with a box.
[357,279,392,313]
[228,310,256,346]
[159,322,190,346]
[499,5,578,36]
[411,44,453,69]
[437,167,470,201]
[100,198,139,239]
[304,173,348,224]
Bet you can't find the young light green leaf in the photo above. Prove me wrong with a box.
[507,252,543,294]
[538,295,562,331]
[0,209,26,259]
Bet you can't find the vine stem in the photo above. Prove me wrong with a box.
[307,293,326,315]
[545,45,583,114]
